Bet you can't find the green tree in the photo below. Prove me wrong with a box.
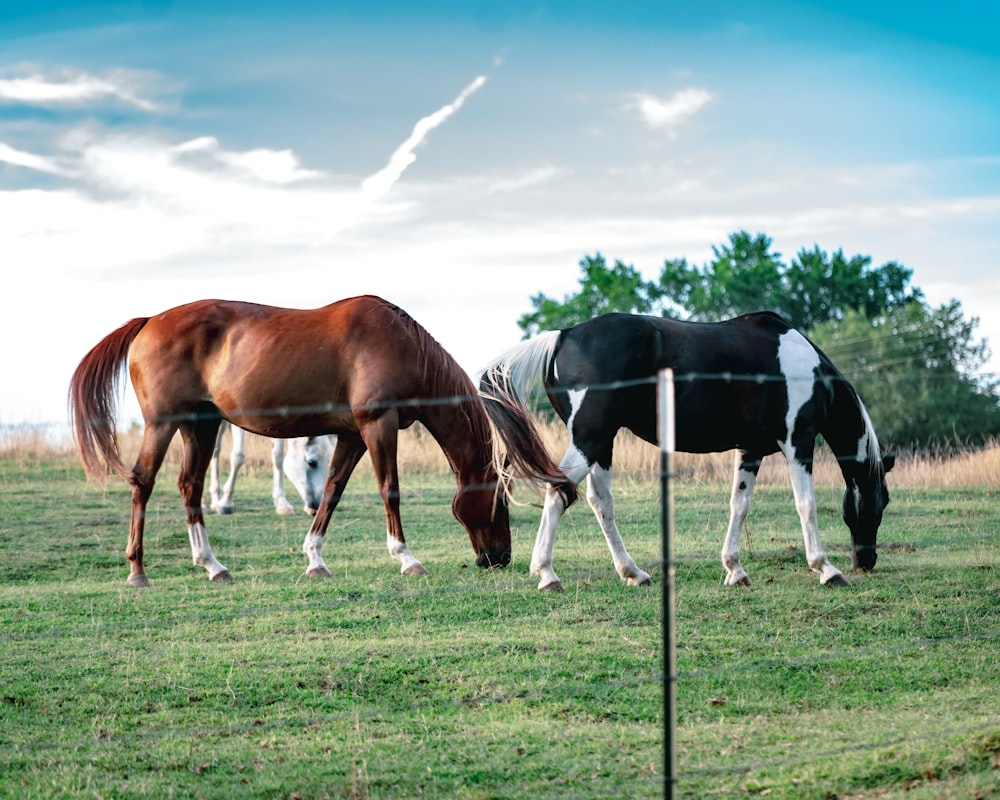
[520,232,922,337]
[811,303,1000,448]
[657,231,921,329]
[518,253,661,337]
[784,247,920,329]
[515,232,998,448]
[659,231,785,321]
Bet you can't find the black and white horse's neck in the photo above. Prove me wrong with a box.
[479,311,893,590]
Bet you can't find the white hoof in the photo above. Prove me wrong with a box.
[624,568,652,587]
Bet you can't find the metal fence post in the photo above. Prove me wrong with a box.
[658,368,677,798]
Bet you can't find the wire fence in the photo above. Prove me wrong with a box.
[5,573,996,795]
[3,364,1000,796]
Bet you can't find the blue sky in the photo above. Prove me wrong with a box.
[2,1,998,427]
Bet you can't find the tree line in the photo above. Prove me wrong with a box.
[518,231,1000,449]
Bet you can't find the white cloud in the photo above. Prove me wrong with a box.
[627,87,713,135]
[0,136,355,295]
[487,165,561,194]
[0,69,160,110]
[0,141,66,174]
[172,137,323,184]
[361,75,487,200]
[0,72,493,285]
[2,58,998,429]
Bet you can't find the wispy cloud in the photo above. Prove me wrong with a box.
[627,87,713,136]
[0,141,66,174]
[487,165,561,194]
[361,75,487,200]
[0,69,160,110]
[0,71,492,276]
[172,137,322,184]
[0,130,358,281]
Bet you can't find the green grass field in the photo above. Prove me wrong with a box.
[1,455,998,799]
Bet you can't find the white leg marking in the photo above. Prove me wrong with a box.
[784,454,845,585]
[532,484,570,591]
[210,425,244,514]
[302,532,332,578]
[272,439,296,515]
[587,465,651,586]
[530,387,592,591]
[721,452,755,586]
[187,522,231,580]
[777,331,846,585]
[387,533,427,576]
[208,428,224,511]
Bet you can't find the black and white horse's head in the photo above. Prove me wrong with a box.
[840,409,895,571]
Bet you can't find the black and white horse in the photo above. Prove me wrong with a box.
[479,311,894,590]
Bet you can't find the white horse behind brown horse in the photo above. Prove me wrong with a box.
[209,421,335,516]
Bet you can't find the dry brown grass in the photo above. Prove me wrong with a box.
[3,420,999,489]
[606,429,1000,489]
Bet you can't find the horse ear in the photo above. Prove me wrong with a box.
[882,454,896,473]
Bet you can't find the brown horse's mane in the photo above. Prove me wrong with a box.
[380,299,571,504]
[383,299,493,451]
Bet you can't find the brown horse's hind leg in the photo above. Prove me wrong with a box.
[126,478,154,588]
[126,420,179,587]
[301,436,367,578]
[177,416,232,581]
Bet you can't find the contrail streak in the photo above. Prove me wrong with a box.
[361,75,487,200]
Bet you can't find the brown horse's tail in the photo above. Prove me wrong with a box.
[478,334,577,508]
[68,317,149,484]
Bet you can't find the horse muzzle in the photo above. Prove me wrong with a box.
[476,549,511,569]
[852,547,877,572]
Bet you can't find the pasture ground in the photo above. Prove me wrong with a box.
[1,446,999,799]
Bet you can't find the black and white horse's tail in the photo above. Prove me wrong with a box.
[477,332,576,507]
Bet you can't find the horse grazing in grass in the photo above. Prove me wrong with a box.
[208,421,335,516]
[479,311,893,591]
[69,295,572,588]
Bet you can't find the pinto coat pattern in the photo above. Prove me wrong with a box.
[479,311,894,591]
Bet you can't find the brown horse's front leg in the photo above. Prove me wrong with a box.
[361,416,428,576]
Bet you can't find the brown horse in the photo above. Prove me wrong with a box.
[69,295,574,587]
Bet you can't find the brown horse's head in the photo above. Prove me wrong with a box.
[452,478,512,568]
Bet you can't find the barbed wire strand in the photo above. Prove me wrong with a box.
[3,366,999,792]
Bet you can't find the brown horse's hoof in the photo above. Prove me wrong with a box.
[210,570,234,582]
[538,580,564,593]
[402,563,429,576]
[127,574,151,588]
[306,567,333,578]
[823,574,851,587]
